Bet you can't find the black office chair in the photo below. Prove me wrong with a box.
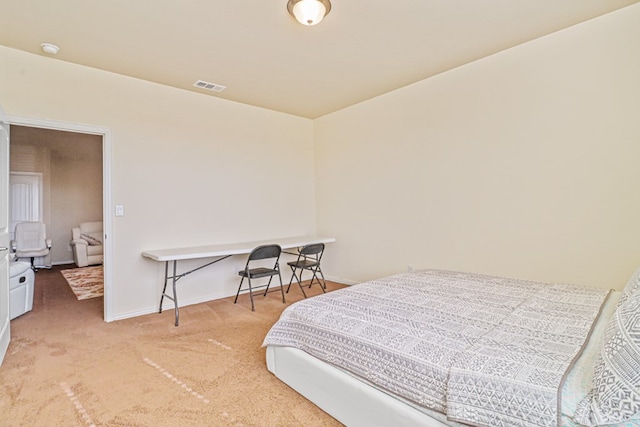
[286,243,326,298]
[235,244,284,311]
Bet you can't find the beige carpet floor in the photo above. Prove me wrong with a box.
[0,264,345,426]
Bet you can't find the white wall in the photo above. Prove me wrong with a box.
[315,4,640,290]
[50,137,103,264]
[0,47,316,319]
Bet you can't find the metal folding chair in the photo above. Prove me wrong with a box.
[234,244,284,311]
[286,243,326,298]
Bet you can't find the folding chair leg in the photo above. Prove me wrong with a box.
[247,277,255,311]
[296,270,308,298]
[307,269,317,288]
[263,276,274,296]
[234,276,246,304]
[286,268,295,293]
[287,267,307,298]
[309,269,326,293]
[317,267,327,291]
[277,271,285,304]
[307,269,316,289]
[314,268,327,292]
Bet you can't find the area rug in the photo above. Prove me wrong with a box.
[60,266,104,300]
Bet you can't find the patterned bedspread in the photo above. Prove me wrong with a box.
[263,270,610,427]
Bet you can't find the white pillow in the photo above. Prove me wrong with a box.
[617,266,640,307]
[574,289,640,425]
[80,232,102,246]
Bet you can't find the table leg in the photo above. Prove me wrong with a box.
[156,255,232,326]
[172,260,179,326]
[159,261,169,313]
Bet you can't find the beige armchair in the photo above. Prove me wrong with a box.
[71,221,103,267]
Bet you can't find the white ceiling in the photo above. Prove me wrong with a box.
[1,0,638,119]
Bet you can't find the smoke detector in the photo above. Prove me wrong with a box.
[41,43,60,55]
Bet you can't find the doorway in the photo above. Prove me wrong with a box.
[7,115,113,322]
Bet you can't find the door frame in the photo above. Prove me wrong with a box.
[0,108,10,365]
[7,115,114,322]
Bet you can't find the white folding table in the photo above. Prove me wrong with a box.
[142,235,335,326]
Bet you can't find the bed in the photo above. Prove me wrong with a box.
[263,269,640,427]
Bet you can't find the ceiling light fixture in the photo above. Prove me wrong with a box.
[287,0,331,26]
[40,43,60,55]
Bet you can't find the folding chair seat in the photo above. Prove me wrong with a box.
[234,244,284,311]
[286,243,326,298]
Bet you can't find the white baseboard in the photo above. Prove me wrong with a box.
[325,275,358,286]
[112,290,240,322]
[112,277,357,322]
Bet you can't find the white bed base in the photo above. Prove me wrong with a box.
[266,345,455,427]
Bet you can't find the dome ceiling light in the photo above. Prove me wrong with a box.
[287,0,331,26]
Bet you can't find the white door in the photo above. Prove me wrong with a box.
[0,108,11,366]
[9,172,42,241]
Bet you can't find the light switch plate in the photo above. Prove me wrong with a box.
[115,205,124,216]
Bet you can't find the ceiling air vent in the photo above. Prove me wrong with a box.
[193,80,226,92]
